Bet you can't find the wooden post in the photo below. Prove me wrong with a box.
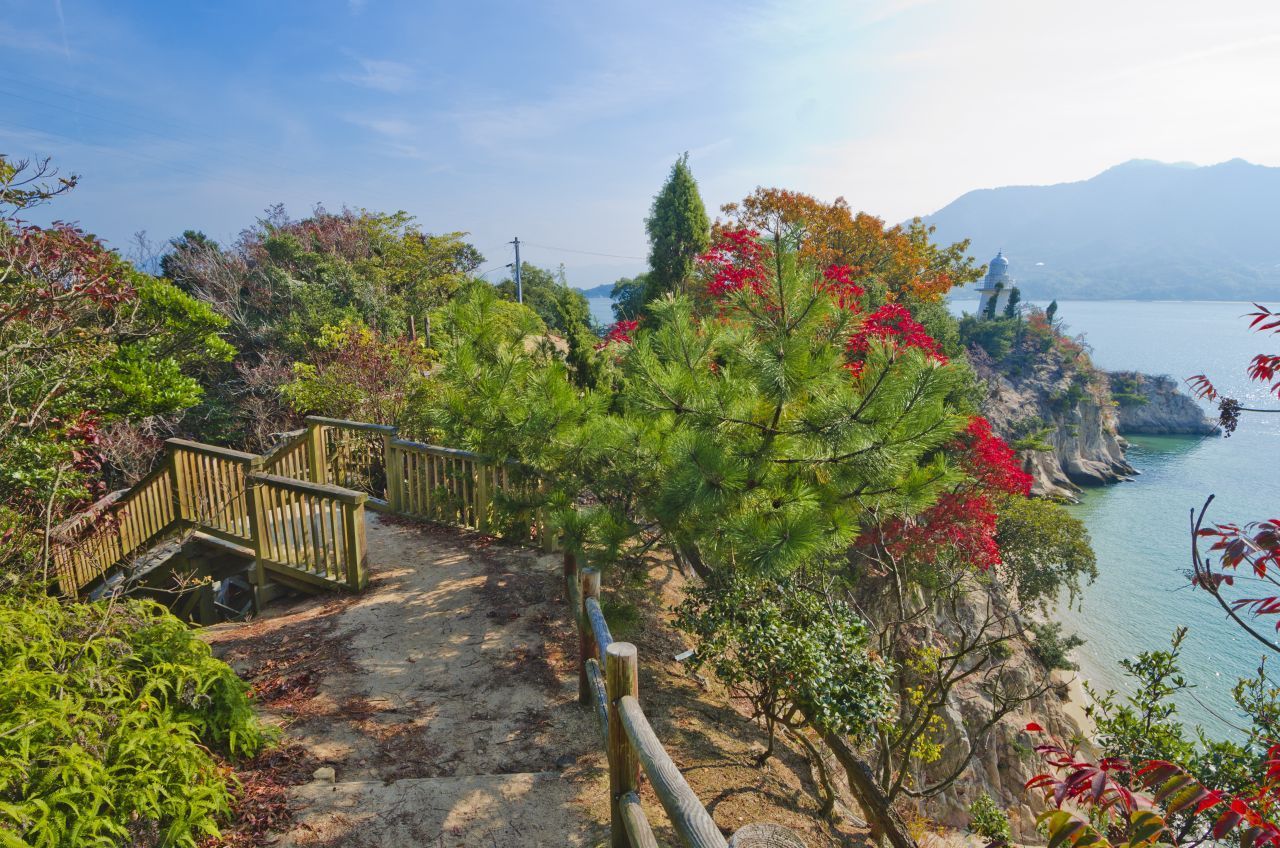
[563,549,578,604]
[607,642,640,848]
[244,462,267,611]
[474,460,490,532]
[344,498,368,590]
[168,448,188,523]
[579,567,600,705]
[306,422,326,485]
[384,434,401,512]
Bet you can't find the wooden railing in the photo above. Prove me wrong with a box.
[169,440,258,544]
[50,434,370,599]
[250,473,368,592]
[310,417,392,503]
[566,555,729,848]
[261,428,311,481]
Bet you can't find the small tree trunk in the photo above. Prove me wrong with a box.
[782,725,839,819]
[821,731,917,848]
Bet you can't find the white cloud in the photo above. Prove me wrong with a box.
[341,58,414,93]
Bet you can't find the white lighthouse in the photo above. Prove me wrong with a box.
[976,251,1013,317]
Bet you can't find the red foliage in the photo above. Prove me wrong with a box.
[702,227,769,298]
[1025,725,1280,848]
[597,319,639,349]
[844,304,948,377]
[958,417,1033,498]
[1188,303,1280,632]
[867,417,1030,571]
[821,264,866,311]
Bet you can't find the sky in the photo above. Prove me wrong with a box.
[3,0,1280,288]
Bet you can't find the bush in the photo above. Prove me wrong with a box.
[1029,621,1086,671]
[969,792,1012,843]
[676,576,891,753]
[0,597,266,846]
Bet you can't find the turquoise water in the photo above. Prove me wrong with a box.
[960,300,1278,738]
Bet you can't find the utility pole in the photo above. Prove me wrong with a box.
[510,236,522,304]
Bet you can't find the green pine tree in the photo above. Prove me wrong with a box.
[644,153,710,302]
[1003,285,1022,317]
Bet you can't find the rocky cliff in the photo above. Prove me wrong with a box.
[1107,371,1220,435]
[968,347,1134,501]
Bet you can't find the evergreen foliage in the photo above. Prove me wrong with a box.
[609,273,649,321]
[968,792,1011,843]
[1002,285,1022,317]
[994,494,1097,613]
[676,574,891,755]
[644,154,710,302]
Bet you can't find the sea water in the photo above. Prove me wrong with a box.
[956,300,1278,739]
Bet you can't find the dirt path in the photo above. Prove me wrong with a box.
[204,514,604,847]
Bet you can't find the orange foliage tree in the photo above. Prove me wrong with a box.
[718,188,982,305]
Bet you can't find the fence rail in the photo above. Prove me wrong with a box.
[49,427,371,598]
[570,559,730,848]
[251,472,368,591]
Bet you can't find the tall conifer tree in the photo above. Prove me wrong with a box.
[644,153,710,301]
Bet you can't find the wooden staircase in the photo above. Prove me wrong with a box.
[50,417,549,605]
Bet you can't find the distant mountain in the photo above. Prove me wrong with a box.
[923,159,1280,300]
[575,283,615,298]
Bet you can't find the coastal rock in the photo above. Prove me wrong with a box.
[968,347,1135,501]
[1107,371,1220,435]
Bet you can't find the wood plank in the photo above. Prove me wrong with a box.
[249,472,368,504]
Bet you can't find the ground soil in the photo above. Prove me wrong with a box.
[201,513,912,846]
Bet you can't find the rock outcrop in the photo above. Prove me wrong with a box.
[1107,371,1220,435]
[968,347,1135,501]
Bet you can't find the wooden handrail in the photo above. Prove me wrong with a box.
[304,415,397,434]
[390,437,490,462]
[248,472,370,504]
[617,694,728,848]
[165,438,260,464]
[567,554,726,847]
[620,791,661,848]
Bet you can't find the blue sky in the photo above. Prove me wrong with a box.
[4,1,1280,288]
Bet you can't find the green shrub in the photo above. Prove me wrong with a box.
[969,792,1012,843]
[0,597,266,847]
[1029,621,1086,671]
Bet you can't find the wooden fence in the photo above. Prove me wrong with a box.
[565,554,729,848]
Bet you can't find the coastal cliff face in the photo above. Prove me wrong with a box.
[968,347,1135,501]
[1107,371,1220,435]
[856,575,1085,843]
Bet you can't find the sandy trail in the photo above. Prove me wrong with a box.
[204,514,604,847]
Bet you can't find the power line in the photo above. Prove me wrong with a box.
[520,241,644,261]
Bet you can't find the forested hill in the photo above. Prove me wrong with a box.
[924,158,1280,300]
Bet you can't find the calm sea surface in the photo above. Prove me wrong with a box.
[588,296,614,326]
[954,300,1277,738]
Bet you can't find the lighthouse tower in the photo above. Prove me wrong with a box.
[976,251,1013,317]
